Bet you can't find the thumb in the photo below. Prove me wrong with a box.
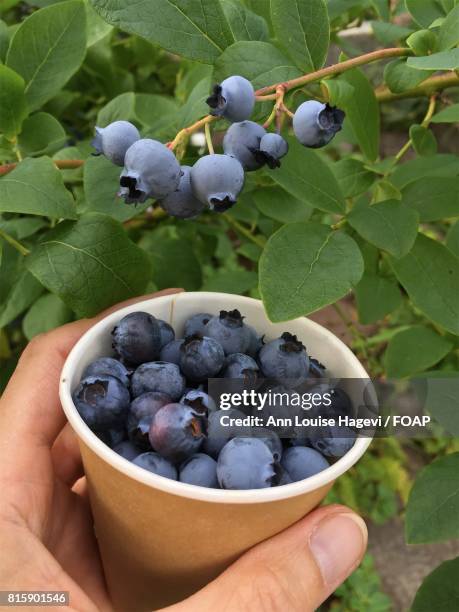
[167,504,367,612]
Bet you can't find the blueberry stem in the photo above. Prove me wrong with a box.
[204,122,215,155]
[0,228,30,256]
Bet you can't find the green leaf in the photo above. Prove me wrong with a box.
[85,0,112,46]
[135,94,178,128]
[446,220,459,257]
[253,187,312,223]
[384,58,432,93]
[422,375,459,436]
[259,222,363,322]
[221,0,269,41]
[407,48,459,70]
[384,325,452,378]
[355,273,402,324]
[202,268,258,294]
[26,213,151,317]
[348,199,419,258]
[97,92,136,126]
[177,76,211,130]
[406,29,438,56]
[82,155,149,222]
[412,557,459,612]
[91,0,234,63]
[406,0,446,27]
[0,19,10,63]
[0,65,28,139]
[402,177,459,221]
[371,21,412,45]
[409,125,437,156]
[406,453,459,543]
[266,138,345,214]
[23,292,73,340]
[214,41,301,89]
[389,233,459,335]
[0,270,43,328]
[332,158,375,198]
[438,4,459,49]
[431,103,459,123]
[339,68,379,160]
[390,154,459,188]
[6,1,87,111]
[18,112,66,156]
[0,157,76,219]
[0,216,46,240]
[271,0,329,72]
[321,78,355,107]
[372,178,402,203]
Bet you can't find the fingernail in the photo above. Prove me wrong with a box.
[310,513,367,588]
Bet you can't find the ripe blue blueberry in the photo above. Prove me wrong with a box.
[311,426,357,457]
[309,357,326,378]
[157,319,175,348]
[72,375,130,430]
[190,154,245,212]
[184,313,212,337]
[253,427,283,461]
[258,332,310,386]
[127,391,172,449]
[293,101,345,148]
[95,426,126,448]
[83,357,130,387]
[119,139,181,204]
[222,353,259,383]
[203,408,248,458]
[281,446,329,482]
[256,133,289,168]
[222,121,266,171]
[159,166,206,219]
[179,335,225,382]
[278,469,293,485]
[92,120,140,166]
[181,389,217,415]
[131,362,185,400]
[133,452,177,480]
[179,453,218,488]
[205,309,251,355]
[159,339,184,365]
[112,311,162,366]
[113,440,141,461]
[206,75,255,123]
[149,403,205,463]
[217,438,280,490]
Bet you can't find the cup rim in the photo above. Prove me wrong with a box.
[59,292,372,505]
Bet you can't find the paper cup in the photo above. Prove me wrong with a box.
[60,292,372,611]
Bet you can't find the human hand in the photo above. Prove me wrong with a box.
[0,290,367,612]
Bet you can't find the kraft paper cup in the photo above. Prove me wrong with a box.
[60,292,372,611]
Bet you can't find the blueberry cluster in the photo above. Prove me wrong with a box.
[72,309,357,490]
[91,76,345,218]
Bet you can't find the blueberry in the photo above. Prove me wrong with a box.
[293,101,345,148]
[119,139,181,204]
[181,389,217,415]
[206,75,255,123]
[217,438,280,489]
[112,312,162,366]
[127,391,172,449]
[95,426,126,448]
[149,403,205,463]
[281,446,329,482]
[131,362,185,400]
[132,452,177,480]
[159,166,206,219]
[72,375,130,430]
[309,357,326,378]
[190,154,245,212]
[92,120,140,166]
[184,313,212,337]
[203,408,249,458]
[277,469,293,485]
[253,428,283,461]
[113,440,141,461]
[258,332,310,386]
[311,426,357,457]
[222,121,266,171]
[223,353,259,383]
[246,325,264,358]
[179,335,225,383]
[205,309,252,355]
[179,453,218,488]
[159,339,184,365]
[157,319,175,348]
[83,357,130,387]
[255,133,289,169]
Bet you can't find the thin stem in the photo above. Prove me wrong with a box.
[205,122,215,155]
[0,228,30,256]
[376,72,459,102]
[167,115,217,151]
[392,94,437,165]
[223,214,266,249]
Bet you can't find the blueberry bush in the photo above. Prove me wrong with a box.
[0,0,458,609]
